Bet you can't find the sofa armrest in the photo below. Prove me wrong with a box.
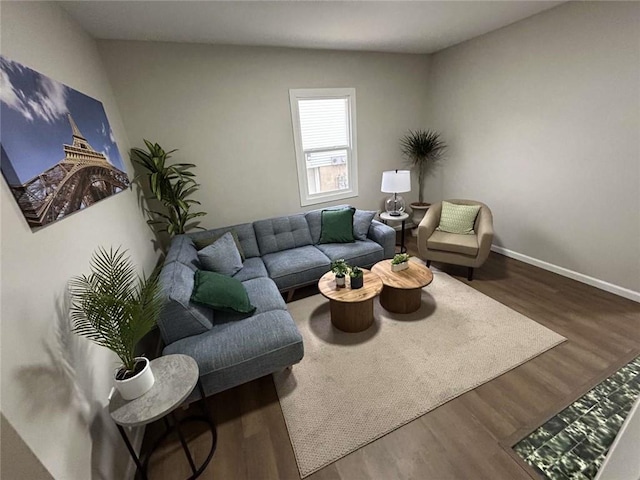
[368,220,396,259]
[417,203,441,259]
[475,207,494,265]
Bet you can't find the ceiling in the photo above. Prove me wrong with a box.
[59,1,564,55]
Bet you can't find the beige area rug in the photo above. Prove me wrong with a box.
[273,270,566,478]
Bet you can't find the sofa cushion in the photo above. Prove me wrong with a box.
[436,201,481,235]
[157,262,213,344]
[192,229,246,261]
[262,245,331,290]
[254,214,313,255]
[197,232,243,276]
[305,204,352,244]
[189,223,260,259]
[319,207,355,244]
[213,277,287,324]
[164,235,199,271]
[315,240,384,267]
[163,309,304,396]
[428,231,479,256]
[353,210,377,241]
[232,257,269,282]
[191,270,256,314]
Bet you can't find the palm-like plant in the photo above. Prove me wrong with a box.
[400,130,447,204]
[131,140,206,236]
[69,247,162,376]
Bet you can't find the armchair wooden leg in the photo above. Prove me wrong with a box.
[467,267,474,281]
[426,260,431,267]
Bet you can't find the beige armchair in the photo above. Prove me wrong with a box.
[417,199,494,281]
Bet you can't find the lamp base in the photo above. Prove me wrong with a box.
[384,194,406,216]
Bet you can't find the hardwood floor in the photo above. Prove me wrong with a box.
[143,233,640,479]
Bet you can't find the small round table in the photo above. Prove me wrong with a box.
[371,259,434,314]
[318,269,383,332]
[109,354,216,480]
[379,211,409,253]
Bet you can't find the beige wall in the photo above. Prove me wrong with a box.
[0,2,157,478]
[428,1,640,295]
[97,41,434,227]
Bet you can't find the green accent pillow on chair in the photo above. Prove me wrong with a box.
[190,270,256,314]
[436,201,481,235]
[319,207,356,244]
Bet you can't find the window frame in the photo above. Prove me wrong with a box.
[289,88,358,207]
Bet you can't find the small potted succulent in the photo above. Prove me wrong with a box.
[391,253,411,272]
[349,266,364,289]
[331,259,350,287]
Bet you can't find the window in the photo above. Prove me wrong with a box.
[289,88,358,206]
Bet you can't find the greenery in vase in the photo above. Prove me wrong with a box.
[331,259,350,277]
[391,253,410,265]
[131,140,206,236]
[69,247,162,376]
[349,266,363,278]
[400,129,447,204]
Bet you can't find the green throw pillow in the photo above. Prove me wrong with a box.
[193,230,246,261]
[319,207,355,244]
[191,270,256,314]
[436,201,481,235]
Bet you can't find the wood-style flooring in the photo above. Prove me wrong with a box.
[143,233,640,479]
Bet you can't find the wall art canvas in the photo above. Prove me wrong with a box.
[0,55,129,230]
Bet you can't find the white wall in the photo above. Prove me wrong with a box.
[96,41,434,227]
[428,1,640,296]
[0,2,157,478]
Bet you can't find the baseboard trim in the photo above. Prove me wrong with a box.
[491,245,640,303]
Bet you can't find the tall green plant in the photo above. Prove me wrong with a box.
[69,247,162,373]
[131,140,206,236]
[400,130,447,204]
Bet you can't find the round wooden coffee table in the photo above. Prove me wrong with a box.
[371,260,433,314]
[318,269,383,332]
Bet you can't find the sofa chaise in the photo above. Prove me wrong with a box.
[157,205,396,398]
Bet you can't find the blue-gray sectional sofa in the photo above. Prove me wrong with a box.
[156,206,396,398]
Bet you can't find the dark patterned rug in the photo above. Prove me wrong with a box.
[514,355,640,480]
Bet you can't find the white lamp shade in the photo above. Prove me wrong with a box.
[381,170,411,193]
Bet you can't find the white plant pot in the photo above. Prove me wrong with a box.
[115,357,155,400]
[335,275,346,287]
[392,262,409,272]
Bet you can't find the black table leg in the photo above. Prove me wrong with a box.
[117,424,148,480]
[171,413,198,474]
[400,219,406,253]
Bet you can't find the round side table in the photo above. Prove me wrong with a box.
[379,211,409,253]
[371,259,434,314]
[109,354,216,480]
[318,269,383,332]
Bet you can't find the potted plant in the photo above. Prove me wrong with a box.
[131,140,207,239]
[391,253,411,272]
[331,259,350,287]
[400,129,447,228]
[69,247,162,400]
[349,266,364,289]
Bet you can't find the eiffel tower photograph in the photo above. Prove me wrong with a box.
[0,55,129,230]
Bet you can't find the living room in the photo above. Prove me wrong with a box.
[1,1,639,479]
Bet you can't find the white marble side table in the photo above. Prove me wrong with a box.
[379,211,409,253]
[109,354,216,480]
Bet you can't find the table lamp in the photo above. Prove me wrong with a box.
[381,169,411,216]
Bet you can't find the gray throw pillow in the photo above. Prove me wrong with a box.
[197,231,243,275]
[353,210,377,240]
